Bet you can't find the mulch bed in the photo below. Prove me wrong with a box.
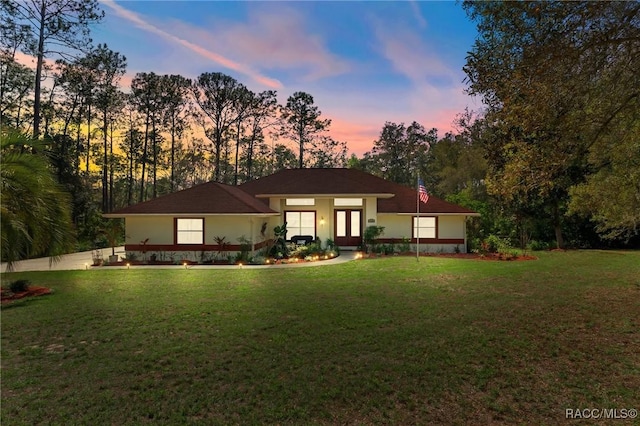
[422,252,537,261]
[1,286,52,304]
[367,252,537,261]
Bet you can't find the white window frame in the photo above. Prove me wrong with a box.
[176,218,204,244]
[286,198,315,206]
[334,198,363,207]
[285,211,316,239]
[413,217,436,239]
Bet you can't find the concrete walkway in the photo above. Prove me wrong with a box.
[1,247,358,272]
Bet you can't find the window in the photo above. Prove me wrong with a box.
[176,218,204,244]
[413,217,436,239]
[285,211,315,238]
[334,198,363,206]
[286,198,315,206]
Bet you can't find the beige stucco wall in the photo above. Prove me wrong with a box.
[125,215,273,247]
[438,216,466,239]
[125,216,174,245]
[377,214,412,240]
[376,214,468,253]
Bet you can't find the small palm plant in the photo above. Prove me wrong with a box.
[99,219,124,259]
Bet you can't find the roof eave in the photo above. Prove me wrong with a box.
[388,212,481,216]
[103,212,281,218]
[254,193,396,199]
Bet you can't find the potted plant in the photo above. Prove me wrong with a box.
[99,219,125,263]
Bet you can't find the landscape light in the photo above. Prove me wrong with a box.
[126,263,130,269]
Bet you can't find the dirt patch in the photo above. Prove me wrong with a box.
[1,286,52,304]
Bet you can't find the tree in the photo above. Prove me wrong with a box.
[1,0,104,138]
[131,72,163,201]
[90,44,126,212]
[159,74,191,192]
[243,90,278,181]
[0,52,34,128]
[280,92,331,168]
[1,127,75,270]
[463,1,640,246]
[366,121,435,187]
[191,72,244,182]
[308,136,348,168]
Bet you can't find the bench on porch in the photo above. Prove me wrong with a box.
[289,235,315,246]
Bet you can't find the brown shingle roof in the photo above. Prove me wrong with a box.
[239,168,398,196]
[106,169,477,216]
[377,184,478,215]
[241,168,478,215]
[106,182,278,215]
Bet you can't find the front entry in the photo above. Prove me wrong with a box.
[334,209,362,246]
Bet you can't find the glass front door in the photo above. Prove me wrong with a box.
[334,209,362,246]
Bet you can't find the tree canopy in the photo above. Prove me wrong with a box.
[463,0,640,245]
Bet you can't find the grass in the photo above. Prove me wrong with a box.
[1,251,639,425]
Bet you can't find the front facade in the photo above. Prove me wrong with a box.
[105,169,479,261]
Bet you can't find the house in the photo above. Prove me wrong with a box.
[105,168,479,261]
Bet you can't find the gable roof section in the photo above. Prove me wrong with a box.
[105,182,278,216]
[377,184,478,215]
[239,168,397,197]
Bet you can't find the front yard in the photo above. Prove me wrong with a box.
[1,251,639,424]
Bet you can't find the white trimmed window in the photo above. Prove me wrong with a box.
[334,198,363,206]
[413,217,436,239]
[286,198,315,206]
[285,211,315,238]
[176,218,204,244]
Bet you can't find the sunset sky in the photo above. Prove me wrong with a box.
[93,1,481,156]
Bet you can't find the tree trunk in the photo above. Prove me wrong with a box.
[552,202,564,249]
[170,116,175,192]
[127,110,134,205]
[152,119,157,199]
[102,111,108,212]
[86,103,91,173]
[109,121,115,212]
[234,120,241,185]
[139,115,149,202]
[33,1,46,138]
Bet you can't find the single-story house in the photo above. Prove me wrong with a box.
[105,168,479,261]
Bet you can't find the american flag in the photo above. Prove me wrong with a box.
[418,178,429,204]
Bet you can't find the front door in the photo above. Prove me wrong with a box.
[334,209,362,246]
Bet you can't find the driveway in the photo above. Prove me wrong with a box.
[1,247,125,273]
[1,247,357,272]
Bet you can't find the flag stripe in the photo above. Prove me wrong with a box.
[418,179,429,204]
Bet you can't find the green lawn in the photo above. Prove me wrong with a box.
[2,251,639,425]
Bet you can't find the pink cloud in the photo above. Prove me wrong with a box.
[326,116,380,156]
[374,23,451,84]
[13,51,59,73]
[409,0,428,29]
[167,7,349,82]
[101,0,282,89]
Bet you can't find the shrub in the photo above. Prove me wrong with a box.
[9,279,30,293]
[528,240,550,251]
[363,226,385,253]
[250,255,267,265]
[398,237,411,253]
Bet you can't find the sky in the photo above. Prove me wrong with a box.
[87,1,481,156]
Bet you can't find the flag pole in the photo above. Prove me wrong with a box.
[416,175,420,262]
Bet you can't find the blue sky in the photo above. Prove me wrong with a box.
[94,0,480,155]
